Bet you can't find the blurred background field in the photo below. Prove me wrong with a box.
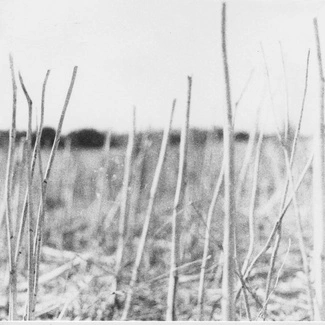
[0,129,314,320]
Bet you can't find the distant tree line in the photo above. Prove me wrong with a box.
[0,127,252,149]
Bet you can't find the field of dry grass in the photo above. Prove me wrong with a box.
[0,133,314,320]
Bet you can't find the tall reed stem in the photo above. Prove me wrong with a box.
[313,17,325,321]
[5,54,18,321]
[166,78,192,321]
[197,163,224,320]
[14,71,50,266]
[122,100,176,320]
[32,67,78,314]
[241,118,264,276]
[18,72,34,319]
[221,2,236,320]
[115,107,136,274]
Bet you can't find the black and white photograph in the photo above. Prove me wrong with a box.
[0,0,324,321]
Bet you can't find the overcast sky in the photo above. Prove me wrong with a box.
[0,0,325,134]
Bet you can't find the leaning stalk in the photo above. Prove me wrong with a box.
[18,72,34,319]
[115,107,136,275]
[122,100,176,320]
[166,78,192,321]
[5,54,18,320]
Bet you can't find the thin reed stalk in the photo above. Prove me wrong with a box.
[241,118,264,276]
[31,125,45,317]
[95,131,111,232]
[256,239,291,320]
[115,107,136,275]
[197,163,224,320]
[236,151,313,300]
[279,42,290,143]
[290,49,314,320]
[5,54,18,320]
[32,66,78,314]
[15,70,50,264]
[235,259,251,320]
[122,100,176,320]
[197,67,263,320]
[221,2,236,320]
[259,44,310,319]
[18,72,35,319]
[313,17,325,321]
[166,78,192,321]
[62,137,76,231]
[12,139,26,237]
[127,133,149,232]
[260,47,314,320]
[236,89,265,199]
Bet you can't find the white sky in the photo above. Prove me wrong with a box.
[0,0,325,134]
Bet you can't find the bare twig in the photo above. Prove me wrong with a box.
[237,152,313,297]
[32,66,78,314]
[257,239,291,320]
[122,100,175,320]
[115,106,136,274]
[18,72,34,319]
[258,44,308,320]
[291,49,314,320]
[197,162,224,320]
[241,116,264,276]
[279,42,290,142]
[5,54,18,320]
[235,260,251,321]
[166,77,192,321]
[15,70,50,264]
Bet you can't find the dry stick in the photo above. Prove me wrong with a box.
[261,46,311,319]
[197,162,224,321]
[290,50,314,320]
[234,260,251,321]
[62,138,77,233]
[149,255,210,284]
[236,269,263,310]
[31,126,45,319]
[197,70,265,320]
[11,138,26,237]
[95,131,111,232]
[199,67,253,199]
[18,72,35,320]
[32,66,78,314]
[115,106,136,275]
[259,45,290,316]
[241,118,264,276]
[256,239,291,320]
[313,17,325,321]
[15,70,50,264]
[102,190,122,231]
[29,99,47,320]
[279,42,290,143]
[234,68,254,109]
[14,71,49,319]
[238,151,313,296]
[166,77,192,321]
[221,3,236,320]
[262,227,281,321]
[121,100,176,320]
[127,133,149,233]
[5,54,18,321]
[236,86,266,202]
